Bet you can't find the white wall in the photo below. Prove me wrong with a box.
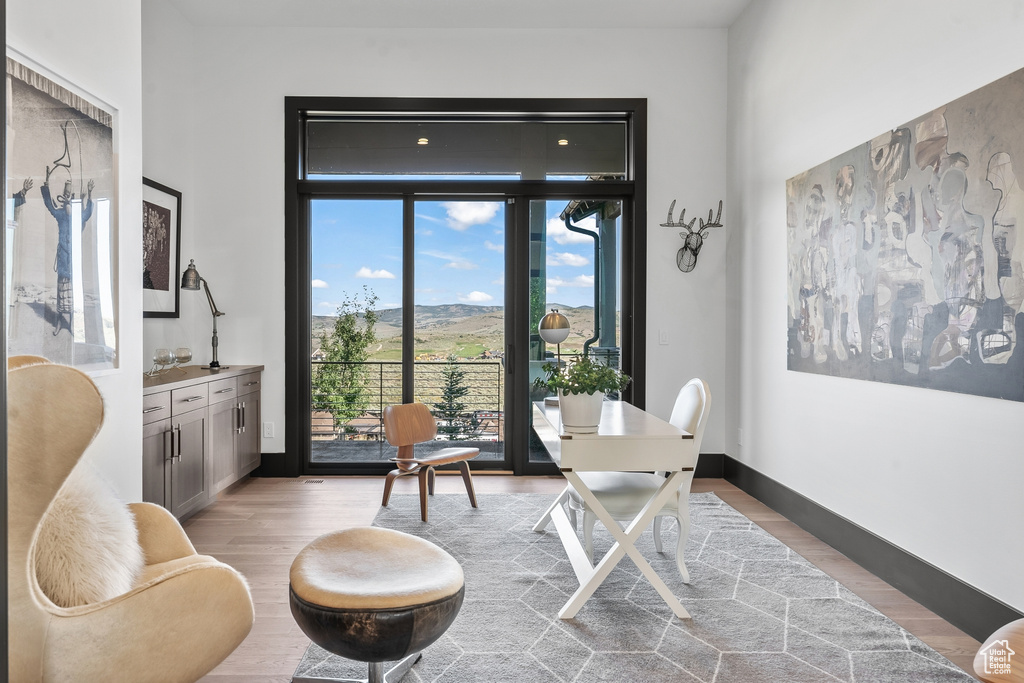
[728,0,1024,611]
[142,0,200,360]
[9,0,144,500]
[141,14,731,454]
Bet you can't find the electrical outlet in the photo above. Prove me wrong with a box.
[263,421,275,438]
[658,329,669,345]
[737,428,744,446]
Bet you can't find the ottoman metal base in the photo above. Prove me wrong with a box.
[292,652,421,683]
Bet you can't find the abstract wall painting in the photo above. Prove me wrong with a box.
[787,66,1024,401]
[5,52,118,372]
[142,177,181,318]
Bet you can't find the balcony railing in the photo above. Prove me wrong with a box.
[311,360,504,447]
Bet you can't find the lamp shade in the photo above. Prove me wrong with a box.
[538,309,570,344]
[181,259,201,290]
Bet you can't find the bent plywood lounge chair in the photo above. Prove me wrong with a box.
[8,356,255,683]
[381,402,479,522]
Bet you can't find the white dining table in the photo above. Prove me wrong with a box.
[531,400,697,619]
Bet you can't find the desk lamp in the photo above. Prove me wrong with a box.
[181,259,228,369]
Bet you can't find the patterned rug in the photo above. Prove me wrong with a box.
[294,492,973,682]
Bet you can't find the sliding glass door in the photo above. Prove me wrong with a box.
[521,198,623,467]
[309,199,403,467]
[413,201,506,463]
[308,199,509,469]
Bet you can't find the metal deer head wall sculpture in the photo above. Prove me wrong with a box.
[660,199,724,272]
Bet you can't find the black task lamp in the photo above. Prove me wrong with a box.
[181,259,228,369]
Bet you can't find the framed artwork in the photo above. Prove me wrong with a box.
[142,177,181,318]
[5,51,118,372]
[787,66,1024,401]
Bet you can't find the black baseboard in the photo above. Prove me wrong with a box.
[255,451,726,478]
[253,452,300,478]
[723,455,1022,642]
[695,453,724,478]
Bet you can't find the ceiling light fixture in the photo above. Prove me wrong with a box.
[417,137,429,145]
[557,139,569,146]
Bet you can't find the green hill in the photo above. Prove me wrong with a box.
[312,303,605,360]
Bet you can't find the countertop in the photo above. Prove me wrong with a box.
[142,364,264,394]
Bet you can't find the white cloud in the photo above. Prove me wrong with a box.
[443,202,502,231]
[459,291,494,303]
[422,249,476,270]
[547,252,589,267]
[318,301,339,309]
[491,278,504,285]
[355,266,396,279]
[445,260,478,270]
[547,275,594,288]
[484,240,504,252]
[547,215,596,245]
[311,279,329,289]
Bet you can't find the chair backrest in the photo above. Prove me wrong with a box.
[8,356,105,679]
[382,402,438,448]
[669,378,711,454]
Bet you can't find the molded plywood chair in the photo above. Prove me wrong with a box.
[567,378,711,583]
[381,402,479,522]
[974,618,1024,682]
[8,356,254,683]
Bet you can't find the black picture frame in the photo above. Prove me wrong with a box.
[142,177,181,318]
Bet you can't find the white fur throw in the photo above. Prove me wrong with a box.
[34,465,145,607]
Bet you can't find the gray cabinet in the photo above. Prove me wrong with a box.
[143,365,263,520]
[210,398,239,492]
[170,407,209,518]
[237,372,262,477]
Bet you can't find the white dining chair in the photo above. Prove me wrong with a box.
[566,378,711,583]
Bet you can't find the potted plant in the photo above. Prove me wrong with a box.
[537,354,630,433]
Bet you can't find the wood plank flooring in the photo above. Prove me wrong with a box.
[185,475,981,681]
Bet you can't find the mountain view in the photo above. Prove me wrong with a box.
[312,303,604,361]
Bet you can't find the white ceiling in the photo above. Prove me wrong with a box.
[164,0,752,30]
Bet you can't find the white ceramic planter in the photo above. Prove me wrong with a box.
[558,390,604,433]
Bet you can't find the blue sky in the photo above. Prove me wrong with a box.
[310,200,601,314]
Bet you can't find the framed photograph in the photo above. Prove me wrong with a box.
[142,178,182,318]
[5,50,119,372]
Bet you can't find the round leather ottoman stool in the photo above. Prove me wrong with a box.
[290,527,465,683]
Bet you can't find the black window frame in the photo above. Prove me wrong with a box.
[283,97,647,477]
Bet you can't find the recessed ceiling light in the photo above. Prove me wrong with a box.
[417,137,429,145]
[557,139,569,146]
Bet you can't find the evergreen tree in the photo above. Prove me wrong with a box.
[432,354,474,440]
[312,286,379,430]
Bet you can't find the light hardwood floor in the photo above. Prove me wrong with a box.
[186,474,981,682]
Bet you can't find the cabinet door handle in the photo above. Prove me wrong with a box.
[244,381,259,386]
[173,424,182,462]
[184,395,204,402]
[143,406,164,414]
[165,428,174,462]
[215,387,235,394]
[241,401,246,433]
[236,403,243,434]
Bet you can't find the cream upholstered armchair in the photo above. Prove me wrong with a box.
[567,378,711,583]
[8,356,254,683]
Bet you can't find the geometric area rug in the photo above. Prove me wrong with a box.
[294,493,974,682]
